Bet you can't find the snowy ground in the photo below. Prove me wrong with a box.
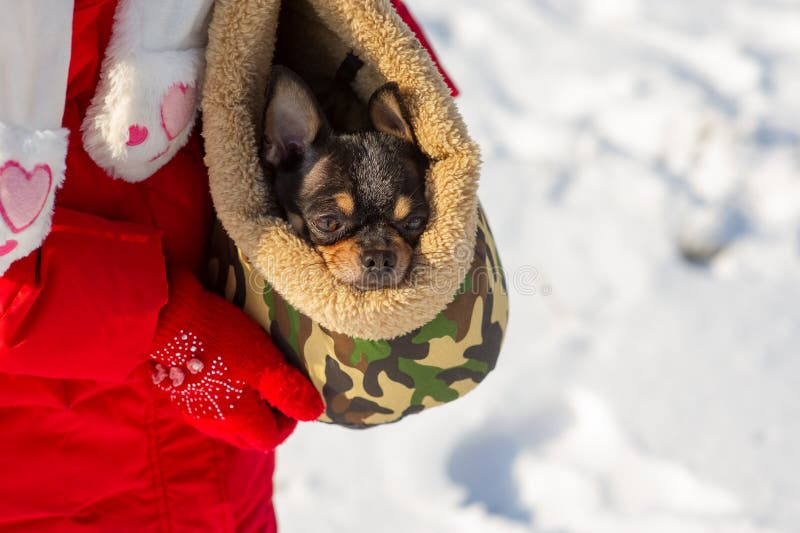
[275,1,800,531]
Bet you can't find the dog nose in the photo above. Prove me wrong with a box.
[361,250,396,272]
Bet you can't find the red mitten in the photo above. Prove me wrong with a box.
[149,269,323,450]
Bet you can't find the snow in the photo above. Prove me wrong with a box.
[274,1,800,531]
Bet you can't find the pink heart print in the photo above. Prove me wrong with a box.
[0,239,17,257]
[160,83,197,141]
[127,124,149,146]
[0,161,53,233]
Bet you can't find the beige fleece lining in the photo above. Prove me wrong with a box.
[203,0,481,340]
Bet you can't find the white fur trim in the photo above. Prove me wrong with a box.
[0,122,68,275]
[81,0,213,182]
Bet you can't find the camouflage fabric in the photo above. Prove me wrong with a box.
[209,207,508,428]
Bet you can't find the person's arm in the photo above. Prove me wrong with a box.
[0,208,168,382]
[0,0,73,275]
[0,210,323,451]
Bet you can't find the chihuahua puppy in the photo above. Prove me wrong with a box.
[262,66,430,290]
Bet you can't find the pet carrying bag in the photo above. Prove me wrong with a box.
[203,0,508,427]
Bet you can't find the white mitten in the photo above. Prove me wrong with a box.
[0,0,72,275]
[82,0,214,182]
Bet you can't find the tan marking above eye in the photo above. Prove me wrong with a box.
[299,155,333,198]
[334,192,355,215]
[393,195,412,220]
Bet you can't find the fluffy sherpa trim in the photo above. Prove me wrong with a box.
[203,0,481,340]
[81,0,211,182]
[0,122,68,274]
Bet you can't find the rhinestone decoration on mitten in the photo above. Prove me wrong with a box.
[150,330,246,420]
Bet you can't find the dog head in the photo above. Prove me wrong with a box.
[263,66,430,290]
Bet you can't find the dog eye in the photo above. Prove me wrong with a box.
[313,216,340,233]
[404,216,426,232]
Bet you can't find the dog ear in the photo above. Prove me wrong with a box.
[264,66,329,166]
[368,83,416,144]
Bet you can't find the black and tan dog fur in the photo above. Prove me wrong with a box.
[262,66,430,290]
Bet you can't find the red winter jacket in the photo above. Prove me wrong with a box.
[0,1,276,531]
[0,1,452,531]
